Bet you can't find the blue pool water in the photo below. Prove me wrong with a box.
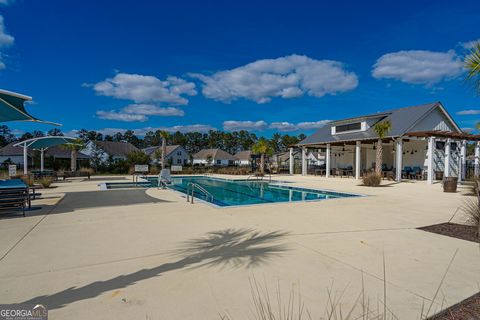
[144,176,359,207]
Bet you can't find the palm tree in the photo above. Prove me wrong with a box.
[159,131,170,170]
[61,138,85,172]
[252,137,273,175]
[373,120,392,176]
[465,41,480,94]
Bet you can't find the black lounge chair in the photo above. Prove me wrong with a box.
[0,179,30,217]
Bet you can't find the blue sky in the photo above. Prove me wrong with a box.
[0,0,479,137]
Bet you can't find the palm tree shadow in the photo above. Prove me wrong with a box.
[21,228,289,310]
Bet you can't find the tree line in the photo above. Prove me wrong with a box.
[0,125,307,155]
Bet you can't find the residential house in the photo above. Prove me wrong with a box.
[234,150,252,166]
[82,141,139,164]
[143,145,190,166]
[193,148,237,166]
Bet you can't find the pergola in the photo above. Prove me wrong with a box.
[291,130,480,184]
[13,136,79,174]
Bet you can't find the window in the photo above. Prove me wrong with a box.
[335,122,361,133]
[436,141,445,150]
[216,159,221,165]
[177,159,182,164]
[177,151,182,156]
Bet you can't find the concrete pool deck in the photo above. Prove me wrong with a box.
[0,175,478,319]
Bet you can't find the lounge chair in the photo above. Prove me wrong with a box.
[0,179,30,217]
[158,169,172,189]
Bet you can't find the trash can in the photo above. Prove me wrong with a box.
[443,177,458,193]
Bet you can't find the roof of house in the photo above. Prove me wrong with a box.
[93,141,139,156]
[234,150,252,161]
[271,151,301,162]
[298,102,461,146]
[0,143,89,159]
[0,142,35,157]
[45,146,90,159]
[142,145,183,157]
[193,148,237,161]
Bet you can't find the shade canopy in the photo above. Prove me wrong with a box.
[13,136,79,149]
[0,89,60,125]
[13,136,80,174]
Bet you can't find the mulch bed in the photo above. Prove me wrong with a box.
[418,222,479,243]
[428,292,480,319]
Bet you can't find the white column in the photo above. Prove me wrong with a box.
[289,147,294,175]
[475,142,480,177]
[23,144,28,175]
[301,147,307,176]
[460,140,466,181]
[427,137,435,184]
[395,139,403,182]
[355,141,361,180]
[326,144,331,178]
[444,138,451,177]
[40,149,44,172]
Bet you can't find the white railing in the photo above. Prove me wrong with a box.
[186,182,214,204]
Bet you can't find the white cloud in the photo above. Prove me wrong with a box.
[121,104,184,116]
[460,39,480,49]
[372,50,463,85]
[96,103,184,122]
[223,120,268,131]
[91,73,197,105]
[191,54,358,103]
[96,110,148,122]
[456,109,480,115]
[222,119,330,132]
[0,15,14,70]
[0,16,13,48]
[96,124,215,136]
[269,122,298,132]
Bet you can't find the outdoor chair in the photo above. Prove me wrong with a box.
[0,179,30,217]
[411,166,423,180]
[159,169,172,188]
[402,166,413,179]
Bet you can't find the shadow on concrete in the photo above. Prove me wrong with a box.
[0,189,169,219]
[21,228,289,309]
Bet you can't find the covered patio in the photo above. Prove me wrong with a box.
[291,131,480,184]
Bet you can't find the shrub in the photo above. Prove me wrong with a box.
[20,175,35,187]
[462,177,480,236]
[38,177,53,188]
[80,167,94,175]
[149,166,160,175]
[362,172,381,187]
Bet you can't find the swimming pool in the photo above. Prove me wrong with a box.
[145,176,360,207]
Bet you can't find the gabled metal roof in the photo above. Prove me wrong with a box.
[298,102,461,146]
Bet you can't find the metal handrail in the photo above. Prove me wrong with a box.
[247,172,272,182]
[186,182,214,204]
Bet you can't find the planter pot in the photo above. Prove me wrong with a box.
[443,177,458,193]
[435,171,444,181]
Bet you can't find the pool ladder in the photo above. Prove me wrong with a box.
[186,182,214,204]
[247,172,272,183]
